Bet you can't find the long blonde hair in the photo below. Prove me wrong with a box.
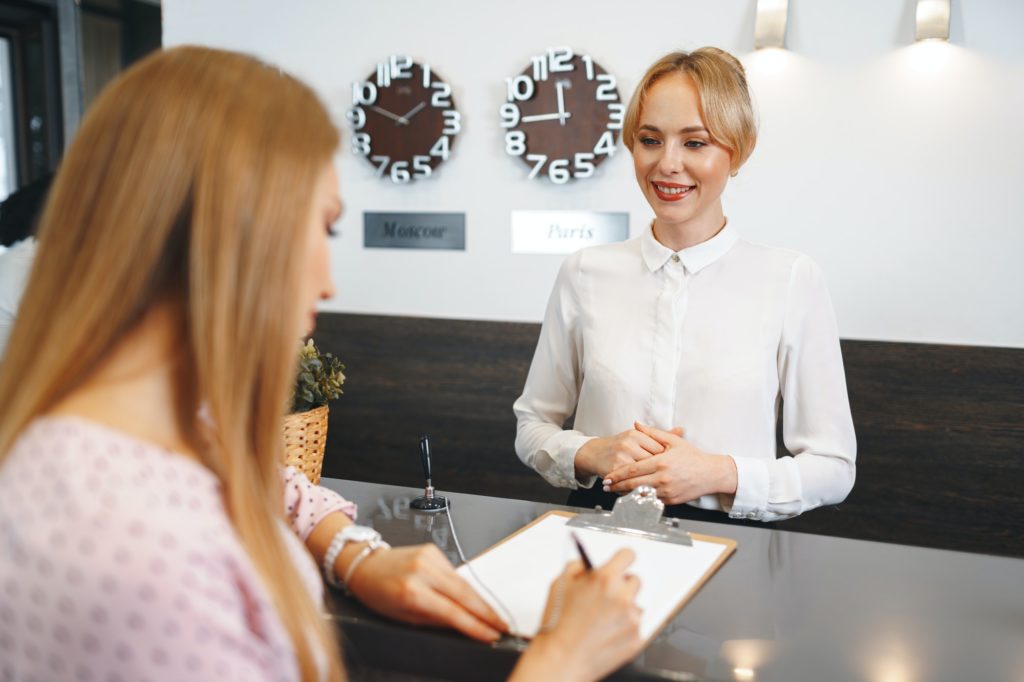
[0,46,343,681]
[623,47,758,173]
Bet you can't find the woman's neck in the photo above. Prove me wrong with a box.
[652,206,727,252]
[48,302,200,459]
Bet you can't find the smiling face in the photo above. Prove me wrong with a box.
[632,73,733,246]
[299,162,342,336]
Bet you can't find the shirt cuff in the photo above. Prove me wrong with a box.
[539,432,597,489]
[724,455,770,521]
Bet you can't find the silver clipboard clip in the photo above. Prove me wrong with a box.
[566,486,693,546]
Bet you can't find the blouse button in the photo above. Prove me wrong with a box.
[671,254,680,263]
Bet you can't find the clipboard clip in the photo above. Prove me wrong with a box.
[566,486,693,546]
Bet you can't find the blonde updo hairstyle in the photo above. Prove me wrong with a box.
[622,47,757,175]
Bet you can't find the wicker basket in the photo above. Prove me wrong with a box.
[283,405,329,484]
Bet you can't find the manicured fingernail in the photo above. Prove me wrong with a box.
[602,478,612,486]
[602,485,611,492]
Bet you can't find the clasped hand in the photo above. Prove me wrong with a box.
[574,424,683,478]
[596,422,737,505]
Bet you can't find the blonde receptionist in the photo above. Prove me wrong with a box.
[514,48,856,524]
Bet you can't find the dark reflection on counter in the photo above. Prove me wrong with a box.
[335,484,540,566]
[367,494,458,563]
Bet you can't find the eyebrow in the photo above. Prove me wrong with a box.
[639,124,708,134]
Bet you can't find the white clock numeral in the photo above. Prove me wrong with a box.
[499,103,521,128]
[430,135,451,161]
[346,107,366,130]
[431,82,452,109]
[548,159,571,184]
[607,102,625,130]
[421,63,432,89]
[596,74,618,101]
[506,75,535,102]
[413,155,433,179]
[593,131,616,156]
[525,153,547,179]
[573,152,595,179]
[531,55,548,82]
[370,155,390,179]
[582,54,595,81]
[352,132,371,156]
[390,55,413,79]
[548,46,574,73]
[505,131,526,157]
[376,62,390,88]
[442,110,461,135]
[352,81,378,106]
[390,161,411,184]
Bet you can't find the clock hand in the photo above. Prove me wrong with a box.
[400,101,427,121]
[369,105,409,125]
[555,81,569,126]
[520,112,573,123]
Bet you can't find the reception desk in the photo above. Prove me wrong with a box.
[320,478,1024,682]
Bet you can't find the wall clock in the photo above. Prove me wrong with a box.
[347,55,461,184]
[500,47,624,184]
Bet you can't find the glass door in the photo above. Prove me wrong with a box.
[0,35,16,205]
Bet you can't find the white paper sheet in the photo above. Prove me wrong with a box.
[456,514,729,640]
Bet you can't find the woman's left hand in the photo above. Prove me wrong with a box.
[345,543,508,643]
[602,422,737,505]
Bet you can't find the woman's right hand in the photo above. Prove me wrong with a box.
[574,427,680,479]
[510,549,644,682]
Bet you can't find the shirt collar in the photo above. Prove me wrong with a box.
[640,221,739,274]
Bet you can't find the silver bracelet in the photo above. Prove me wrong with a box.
[341,545,373,591]
[322,524,388,589]
[341,538,390,593]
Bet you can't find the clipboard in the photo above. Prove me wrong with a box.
[456,487,736,643]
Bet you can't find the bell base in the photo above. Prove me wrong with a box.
[411,495,448,512]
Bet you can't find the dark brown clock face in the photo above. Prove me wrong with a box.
[347,56,460,184]
[501,48,624,184]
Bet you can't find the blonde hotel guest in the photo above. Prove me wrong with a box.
[0,47,643,682]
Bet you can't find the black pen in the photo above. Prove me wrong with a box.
[570,531,594,571]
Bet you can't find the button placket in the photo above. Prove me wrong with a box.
[670,264,690,421]
[648,260,687,428]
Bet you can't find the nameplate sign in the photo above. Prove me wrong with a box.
[364,212,466,250]
[511,211,629,255]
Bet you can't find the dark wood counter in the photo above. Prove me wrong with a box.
[312,312,1024,559]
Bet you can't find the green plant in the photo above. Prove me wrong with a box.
[291,338,345,413]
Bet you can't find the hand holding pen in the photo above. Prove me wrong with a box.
[509,537,643,682]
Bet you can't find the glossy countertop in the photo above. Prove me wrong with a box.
[320,478,1024,682]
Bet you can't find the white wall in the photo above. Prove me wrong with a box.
[163,0,1024,348]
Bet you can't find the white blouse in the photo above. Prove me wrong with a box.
[513,224,856,522]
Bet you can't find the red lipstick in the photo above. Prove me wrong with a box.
[651,181,695,202]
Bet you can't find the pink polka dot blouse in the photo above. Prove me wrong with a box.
[0,416,357,681]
